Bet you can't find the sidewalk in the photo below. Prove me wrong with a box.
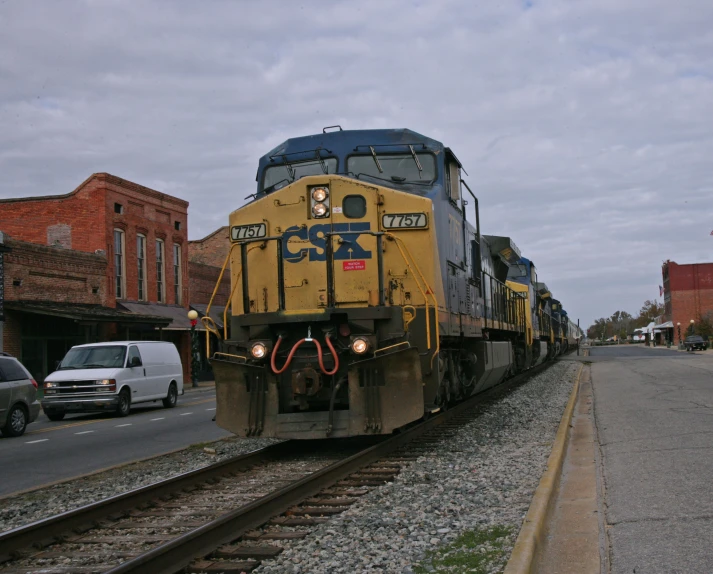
[541,345,713,573]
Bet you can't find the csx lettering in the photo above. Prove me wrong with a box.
[282,223,372,263]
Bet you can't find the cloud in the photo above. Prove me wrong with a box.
[1,0,712,327]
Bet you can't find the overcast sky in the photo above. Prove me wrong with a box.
[1,0,712,328]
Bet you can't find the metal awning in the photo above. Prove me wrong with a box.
[654,321,674,329]
[4,300,171,326]
[118,302,198,331]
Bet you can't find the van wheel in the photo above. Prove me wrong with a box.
[162,383,178,409]
[117,389,131,417]
[2,405,28,437]
[45,411,65,422]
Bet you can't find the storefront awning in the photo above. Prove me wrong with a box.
[4,300,171,326]
[117,302,199,331]
[654,321,674,330]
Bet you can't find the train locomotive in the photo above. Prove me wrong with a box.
[203,127,582,439]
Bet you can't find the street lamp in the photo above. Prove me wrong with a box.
[677,322,681,347]
[689,319,695,336]
[187,309,199,388]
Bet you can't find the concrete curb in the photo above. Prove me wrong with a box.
[503,363,584,574]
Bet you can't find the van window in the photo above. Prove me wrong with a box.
[127,346,143,367]
[0,358,29,382]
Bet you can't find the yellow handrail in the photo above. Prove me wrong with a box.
[384,232,440,369]
[202,242,262,357]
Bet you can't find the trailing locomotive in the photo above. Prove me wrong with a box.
[204,128,582,439]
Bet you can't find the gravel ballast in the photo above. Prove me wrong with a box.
[255,360,581,574]
[0,436,280,533]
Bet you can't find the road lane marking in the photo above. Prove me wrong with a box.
[183,398,216,406]
[180,412,193,416]
[115,424,132,427]
[75,430,95,435]
[26,439,49,444]
[150,417,165,421]
[206,407,216,411]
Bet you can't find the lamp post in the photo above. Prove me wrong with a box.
[689,319,695,336]
[677,322,681,348]
[187,309,199,388]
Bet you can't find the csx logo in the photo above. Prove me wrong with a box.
[283,222,372,263]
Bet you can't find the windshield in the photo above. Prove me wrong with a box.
[59,346,127,370]
[347,152,436,183]
[263,158,337,192]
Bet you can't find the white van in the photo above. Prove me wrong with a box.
[41,341,184,421]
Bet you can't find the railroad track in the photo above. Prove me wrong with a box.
[0,362,556,574]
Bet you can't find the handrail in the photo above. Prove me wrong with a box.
[202,241,265,357]
[384,232,440,368]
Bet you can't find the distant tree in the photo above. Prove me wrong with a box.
[636,300,665,328]
[695,312,713,338]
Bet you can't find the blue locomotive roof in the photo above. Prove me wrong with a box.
[254,128,457,197]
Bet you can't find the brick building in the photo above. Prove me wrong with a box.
[0,173,196,381]
[662,260,713,344]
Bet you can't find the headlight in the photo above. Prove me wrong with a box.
[351,337,369,354]
[312,187,329,202]
[312,202,329,218]
[96,379,114,385]
[44,382,57,388]
[251,342,267,359]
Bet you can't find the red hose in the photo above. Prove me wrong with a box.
[319,334,339,376]
[270,334,340,376]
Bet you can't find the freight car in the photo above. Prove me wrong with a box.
[204,128,578,439]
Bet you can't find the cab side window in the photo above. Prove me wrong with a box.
[127,346,142,367]
[446,160,460,202]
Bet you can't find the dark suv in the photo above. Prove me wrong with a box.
[0,353,41,437]
[683,335,709,352]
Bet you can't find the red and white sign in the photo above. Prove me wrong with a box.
[342,260,366,271]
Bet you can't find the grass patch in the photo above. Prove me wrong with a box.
[414,525,514,574]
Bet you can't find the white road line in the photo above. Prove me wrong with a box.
[205,407,216,411]
[26,439,49,444]
[180,412,193,416]
[150,417,165,421]
[115,423,132,427]
[75,430,94,435]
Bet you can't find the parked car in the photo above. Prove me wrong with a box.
[42,341,184,421]
[683,335,709,351]
[0,352,41,437]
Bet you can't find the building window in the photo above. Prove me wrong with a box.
[114,229,126,299]
[173,243,182,304]
[114,203,124,214]
[156,239,165,303]
[174,221,181,231]
[137,234,147,301]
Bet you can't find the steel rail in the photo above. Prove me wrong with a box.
[0,440,297,559]
[105,362,557,574]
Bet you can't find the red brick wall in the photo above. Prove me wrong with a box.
[662,260,713,343]
[0,173,190,309]
[102,175,189,307]
[0,175,107,252]
[188,226,230,268]
[189,261,231,307]
[3,237,107,305]
[2,311,22,357]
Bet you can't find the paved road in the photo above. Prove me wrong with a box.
[590,345,713,573]
[0,388,230,497]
